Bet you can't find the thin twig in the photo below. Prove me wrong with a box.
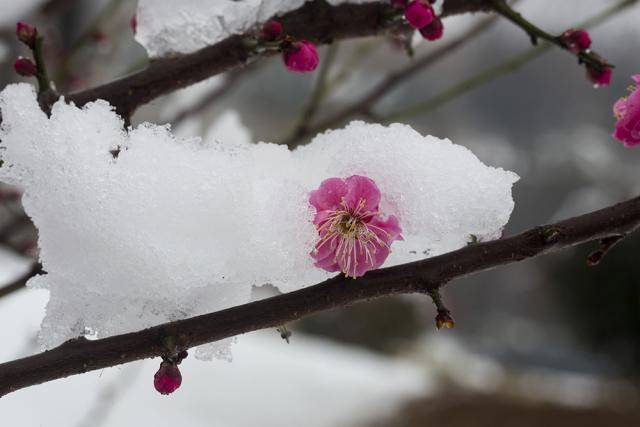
[288,11,503,145]
[169,65,256,128]
[54,0,124,87]
[1,195,639,396]
[283,43,339,148]
[488,0,611,70]
[0,263,43,299]
[382,0,637,122]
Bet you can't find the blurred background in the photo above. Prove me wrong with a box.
[0,0,638,426]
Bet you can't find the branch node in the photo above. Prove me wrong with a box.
[586,234,625,266]
[541,226,562,244]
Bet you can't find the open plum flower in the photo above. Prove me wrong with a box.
[309,175,403,278]
[613,74,640,147]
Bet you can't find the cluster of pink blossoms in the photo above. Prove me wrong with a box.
[259,20,319,73]
[309,175,403,278]
[395,0,444,41]
[613,74,640,147]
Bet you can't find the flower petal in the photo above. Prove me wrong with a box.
[343,175,381,212]
[309,177,347,211]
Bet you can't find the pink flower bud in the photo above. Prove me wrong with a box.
[419,16,444,41]
[261,20,283,41]
[560,28,591,54]
[283,40,319,73]
[586,65,612,88]
[16,22,37,48]
[154,361,182,395]
[130,15,137,34]
[14,57,37,77]
[405,0,434,29]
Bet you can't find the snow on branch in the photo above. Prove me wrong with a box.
[0,83,516,358]
[0,192,638,397]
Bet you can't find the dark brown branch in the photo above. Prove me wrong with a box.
[63,0,494,119]
[1,195,639,397]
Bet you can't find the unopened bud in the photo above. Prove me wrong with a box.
[14,57,37,77]
[16,22,37,48]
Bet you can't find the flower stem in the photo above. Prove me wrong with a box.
[488,0,614,70]
[32,35,51,94]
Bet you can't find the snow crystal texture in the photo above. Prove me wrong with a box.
[136,0,379,57]
[0,84,518,356]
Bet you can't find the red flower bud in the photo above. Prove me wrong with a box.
[14,57,37,77]
[154,361,182,395]
[405,0,434,29]
[16,22,37,48]
[586,65,612,88]
[283,40,319,73]
[435,310,455,330]
[560,28,591,54]
[419,16,444,41]
[261,20,283,41]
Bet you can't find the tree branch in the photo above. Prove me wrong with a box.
[63,0,494,119]
[1,195,639,397]
[382,0,636,121]
[0,263,43,299]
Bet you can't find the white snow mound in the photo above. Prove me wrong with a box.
[0,84,518,356]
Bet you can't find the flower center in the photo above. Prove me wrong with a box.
[335,213,363,238]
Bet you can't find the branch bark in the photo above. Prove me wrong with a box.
[1,195,639,397]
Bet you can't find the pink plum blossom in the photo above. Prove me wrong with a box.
[405,0,434,29]
[309,175,402,278]
[283,40,319,73]
[613,74,640,147]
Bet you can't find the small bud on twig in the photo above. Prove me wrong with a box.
[16,22,37,48]
[435,310,455,330]
[14,57,37,77]
[260,20,283,41]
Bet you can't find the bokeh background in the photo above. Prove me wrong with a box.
[0,0,638,426]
